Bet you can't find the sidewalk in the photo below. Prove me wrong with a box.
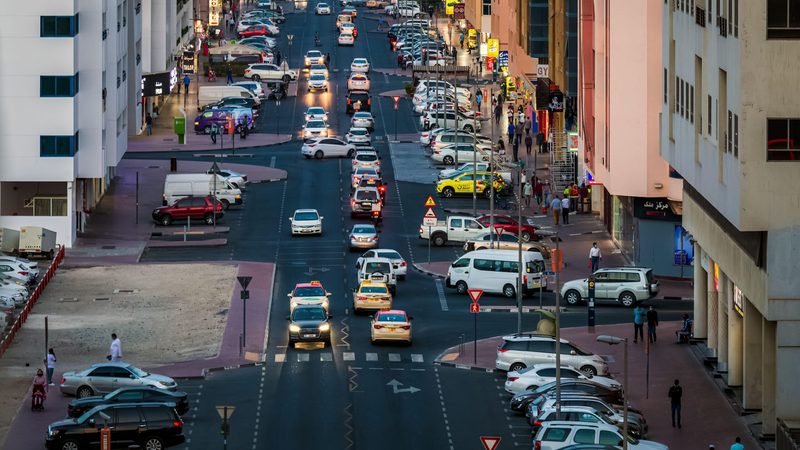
[436,321,762,450]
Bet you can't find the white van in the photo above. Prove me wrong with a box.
[163,173,243,209]
[446,249,546,298]
[198,86,260,109]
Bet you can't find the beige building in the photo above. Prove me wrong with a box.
[661,0,800,437]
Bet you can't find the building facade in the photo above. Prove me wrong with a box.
[661,0,800,435]
[0,0,142,247]
[578,0,685,277]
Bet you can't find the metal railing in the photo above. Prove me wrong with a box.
[695,7,705,27]
[778,418,800,450]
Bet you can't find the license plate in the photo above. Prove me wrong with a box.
[361,202,371,207]
[388,327,396,332]
[303,334,316,338]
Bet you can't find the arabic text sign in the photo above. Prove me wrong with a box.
[209,0,222,26]
[487,38,499,58]
[634,198,680,221]
[498,51,508,70]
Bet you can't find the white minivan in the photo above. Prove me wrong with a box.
[198,85,261,109]
[446,249,546,298]
[163,173,243,209]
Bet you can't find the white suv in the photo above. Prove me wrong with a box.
[495,334,609,375]
[357,257,397,294]
[533,421,667,450]
[560,267,659,307]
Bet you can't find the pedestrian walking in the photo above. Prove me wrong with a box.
[730,437,745,450]
[668,379,683,428]
[633,303,646,343]
[397,53,404,68]
[550,195,562,225]
[45,348,56,385]
[210,124,218,144]
[476,90,483,111]
[647,306,659,343]
[494,103,502,125]
[275,50,282,65]
[533,177,543,206]
[518,109,525,125]
[226,66,233,85]
[561,196,570,224]
[507,122,515,142]
[183,74,191,97]
[589,242,601,272]
[537,131,546,153]
[523,179,533,208]
[109,333,123,362]
[145,113,153,135]
[512,138,519,162]
[459,31,465,48]
[525,133,533,156]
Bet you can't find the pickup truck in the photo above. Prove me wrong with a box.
[419,215,488,246]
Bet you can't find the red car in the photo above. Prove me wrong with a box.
[475,214,539,242]
[152,196,223,226]
[239,25,268,38]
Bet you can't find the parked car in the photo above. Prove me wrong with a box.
[152,196,224,226]
[533,421,667,450]
[505,364,620,395]
[560,267,659,307]
[287,304,332,346]
[45,403,185,450]
[495,334,610,375]
[232,81,267,98]
[463,232,550,256]
[475,214,540,242]
[205,168,248,190]
[67,386,190,418]
[526,394,647,432]
[60,362,178,398]
[0,261,34,285]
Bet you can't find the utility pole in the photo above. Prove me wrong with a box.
[489,88,495,248]
[516,170,523,336]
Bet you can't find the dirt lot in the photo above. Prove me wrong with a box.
[0,263,236,447]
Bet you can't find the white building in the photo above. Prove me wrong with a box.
[0,0,142,247]
[661,0,800,437]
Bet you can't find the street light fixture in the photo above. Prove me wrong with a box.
[596,335,629,450]
[535,228,560,417]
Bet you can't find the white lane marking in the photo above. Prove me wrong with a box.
[275,354,286,363]
[298,353,310,362]
[435,279,448,311]
[411,354,424,363]
[388,353,401,362]
[366,352,378,361]
[321,353,333,362]
[343,352,356,361]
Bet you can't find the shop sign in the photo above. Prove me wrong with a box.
[487,38,499,57]
[505,76,517,99]
[567,132,578,152]
[209,0,222,26]
[733,286,744,317]
[548,89,564,112]
[467,28,477,48]
[633,197,680,221]
[141,68,177,97]
[446,0,459,15]
[479,43,488,57]
[485,57,495,71]
[537,64,549,78]
[674,225,694,266]
[182,51,195,74]
[498,51,508,70]
[453,3,465,18]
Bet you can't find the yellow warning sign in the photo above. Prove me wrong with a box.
[424,196,437,207]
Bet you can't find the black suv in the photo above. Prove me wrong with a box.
[287,304,332,345]
[46,403,185,450]
[67,386,189,418]
[346,91,371,114]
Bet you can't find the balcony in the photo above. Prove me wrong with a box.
[102,28,108,40]
[718,17,728,37]
[695,7,705,27]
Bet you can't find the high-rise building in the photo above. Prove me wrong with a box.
[0,0,143,246]
[661,0,800,436]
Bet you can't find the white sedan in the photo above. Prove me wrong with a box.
[504,363,622,395]
[338,32,355,46]
[347,73,370,91]
[301,137,356,159]
[431,143,486,165]
[290,209,323,235]
[206,168,248,189]
[308,74,328,92]
[356,249,407,279]
[304,106,329,122]
[346,127,371,144]
[315,2,331,14]
[370,310,413,344]
[350,58,370,73]
[302,120,330,139]
[309,64,329,79]
[351,111,375,130]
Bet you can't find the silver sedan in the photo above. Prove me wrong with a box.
[59,362,178,398]
[349,223,379,250]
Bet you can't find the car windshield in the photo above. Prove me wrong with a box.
[292,308,327,321]
[310,75,326,81]
[307,51,322,58]
[365,262,390,272]
[353,225,376,234]
[311,65,326,71]
[308,108,325,115]
[360,285,388,294]
[294,211,319,221]
[129,367,149,378]
[354,112,371,119]
[351,129,368,136]
[354,59,367,64]
[357,154,377,161]
[294,286,326,297]
[377,313,406,322]
[306,121,326,128]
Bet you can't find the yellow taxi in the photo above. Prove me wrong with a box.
[436,171,506,198]
[352,280,392,314]
[370,309,413,344]
[288,281,331,310]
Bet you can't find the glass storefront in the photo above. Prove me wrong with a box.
[611,195,637,262]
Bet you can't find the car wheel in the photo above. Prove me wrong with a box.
[484,188,493,199]
[347,149,355,158]
[455,280,468,295]
[314,150,324,159]
[619,291,636,307]
[159,215,172,226]
[204,214,215,225]
[502,284,515,298]
[143,436,165,450]
[204,126,212,134]
[464,124,474,132]
[252,74,261,82]
[60,439,80,450]
[432,233,447,246]
[564,289,582,305]
[442,187,455,198]
[283,74,291,83]
[76,385,94,398]
[521,231,532,242]
[580,365,598,376]
[508,362,526,372]
[220,199,231,210]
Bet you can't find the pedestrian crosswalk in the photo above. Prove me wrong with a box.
[271,351,425,364]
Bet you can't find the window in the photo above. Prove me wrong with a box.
[626,272,642,282]
[142,407,173,423]
[40,131,78,157]
[690,85,694,123]
[767,118,800,161]
[768,0,800,38]
[89,367,114,377]
[529,340,555,353]
[574,429,596,444]
[664,68,668,104]
[542,428,570,442]
[727,111,733,153]
[40,74,79,97]
[114,408,141,425]
[733,113,739,157]
[473,258,495,271]
[599,431,622,446]
[707,95,713,134]
[116,391,145,401]
[538,368,557,377]
[500,341,528,351]
[41,14,79,37]
[482,0,491,15]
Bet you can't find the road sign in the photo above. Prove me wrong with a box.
[216,405,235,419]
[469,302,480,313]
[237,276,252,290]
[467,289,483,303]
[480,436,502,450]
[423,217,437,226]
[495,227,504,237]
[392,95,401,110]
[424,207,436,218]
[424,195,437,207]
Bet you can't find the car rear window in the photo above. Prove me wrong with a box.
[361,285,388,294]
[142,407,173,423]
[377,313,406,322]
[541,427,570,442]
[356,190,378,201]
[365,262,390,272]
[377,251,402,259]
[358,154,377,161]
[349,93,369,101]
[500,341,527,351]
[353,225,375,234]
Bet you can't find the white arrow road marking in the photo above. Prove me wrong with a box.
[304,266,332,276]
[386,379,421,394]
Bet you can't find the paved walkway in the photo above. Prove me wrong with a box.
[436,321,761,450]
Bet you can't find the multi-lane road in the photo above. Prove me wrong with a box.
[126,3,691,449]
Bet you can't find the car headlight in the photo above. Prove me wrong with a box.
[289,324,301,332]
[291,301,298,308]
[322,300,329,309]
[319,323,330,331]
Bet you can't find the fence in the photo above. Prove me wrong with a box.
[0,245,66,358]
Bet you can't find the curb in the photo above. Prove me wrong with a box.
[411,262,446,279]
[434,360,498,373]
[202,361,263,376]
[250,177,287,184]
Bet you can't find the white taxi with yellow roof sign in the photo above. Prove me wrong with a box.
[352,280,392,313]
[370,309,413,344]
[288,281,331,310]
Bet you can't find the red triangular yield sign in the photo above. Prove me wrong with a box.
[424,195,437,207]
[480,436,501,450]
[467,289,483,303]
[424,207,436,218]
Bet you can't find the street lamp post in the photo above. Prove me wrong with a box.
[535,228,561,414]
[597,335,629,450]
